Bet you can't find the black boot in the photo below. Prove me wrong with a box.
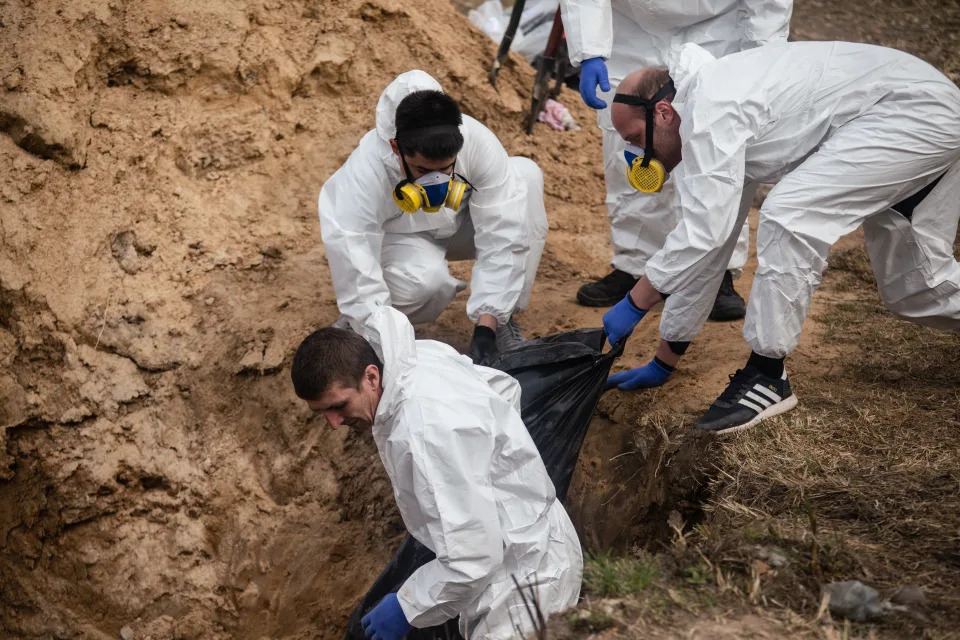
[709,270,746,321]
[576,269,639,307]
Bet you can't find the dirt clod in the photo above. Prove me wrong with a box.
[824,580,886,622]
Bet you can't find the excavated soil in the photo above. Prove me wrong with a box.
[2,0,959,638]
[0,1,607,638]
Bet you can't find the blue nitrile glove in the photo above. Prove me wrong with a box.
[361,593,412,640]
[605,358,673,390]
[603,293,647,345]
[579,57,611,109]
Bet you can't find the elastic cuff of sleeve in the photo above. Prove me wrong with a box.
[468,306,512,327]
[667,340,690,356]
[644,274,670,301]
[395,590,419,629]
[652,356,675,373]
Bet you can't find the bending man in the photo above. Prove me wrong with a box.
[319,70,548,366]
[561,0,792,318]
[291,307,582,639]
[602,41,960,433]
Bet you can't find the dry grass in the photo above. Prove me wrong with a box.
[687,278,960,637]
[549,258,960,638]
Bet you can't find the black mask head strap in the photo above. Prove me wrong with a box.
[613,79,676,167]
[395,152,415,200]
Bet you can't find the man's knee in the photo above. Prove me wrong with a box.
[509,156,544,192]
[382,261,456,317]
[880,280,960,331]
[508,156,548,243]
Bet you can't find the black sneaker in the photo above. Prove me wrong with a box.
[576,269,639,307]
[709,270,746,321]
[695,366,797,434]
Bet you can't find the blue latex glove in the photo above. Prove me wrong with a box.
[603,293,647,345]
[361,593,412,640]
[605,359,673,390]
[579,57,611,109]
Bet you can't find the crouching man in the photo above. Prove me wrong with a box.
[290,306,582,639]
[319,70,549,366]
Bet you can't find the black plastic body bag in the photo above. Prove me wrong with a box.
[344,329,622,639]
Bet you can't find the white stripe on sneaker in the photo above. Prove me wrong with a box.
[745,390,772,407]
[753,384,782,403]
[739,397,765,413]
[714,393,799,436]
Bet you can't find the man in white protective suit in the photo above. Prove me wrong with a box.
[560,0,793,323]
[601,41,960,434]
[290,306,583,640]
[318,70,548,367]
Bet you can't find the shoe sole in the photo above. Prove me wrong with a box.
[707,393,799,436]
[576,291,618,307]
[708,310,746,322]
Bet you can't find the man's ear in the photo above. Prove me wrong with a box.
[363,364,381,390]
[655,100,674,124]
[389,138,401,159]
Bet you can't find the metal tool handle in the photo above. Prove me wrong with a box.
[488,0,527,87]
[524,7,565,133]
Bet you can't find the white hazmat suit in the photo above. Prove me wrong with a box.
[319,71,548,330]
[559,0,793,278]
[361,306,583,638]
[646,42,960,357]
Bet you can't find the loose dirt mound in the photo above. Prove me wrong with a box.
[0,1,609,638]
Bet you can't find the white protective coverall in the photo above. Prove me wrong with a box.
[646,42,960,357]
[559,0,793,277]
[319,71,548,330]
[361,306,583,639]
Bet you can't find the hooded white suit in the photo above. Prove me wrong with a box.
[647,42,960,356]
[559,0,793,278]
[319,71,548,330]
[361,307,582,638]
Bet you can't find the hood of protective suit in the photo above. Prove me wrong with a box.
[666,43,717,106]
[361,307,416,427]
[362,306,521,428]
[374,70,446,164]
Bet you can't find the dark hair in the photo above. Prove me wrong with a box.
[290,328,383,400]
[394,90,464,160]
[633,68,674,102]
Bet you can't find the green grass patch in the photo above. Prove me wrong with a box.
[583,552,658,597]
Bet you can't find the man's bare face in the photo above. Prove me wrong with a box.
[611,101,683,172]
[305,366,381,430]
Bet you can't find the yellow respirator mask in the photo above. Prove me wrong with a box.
[392,124,470,214]
[613,79,676,194]
[393,170,467,214]
[623,145,667,193]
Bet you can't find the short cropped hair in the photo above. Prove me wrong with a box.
[290,328,383,400]
[394,90,464,160]
[632,68,674,102]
